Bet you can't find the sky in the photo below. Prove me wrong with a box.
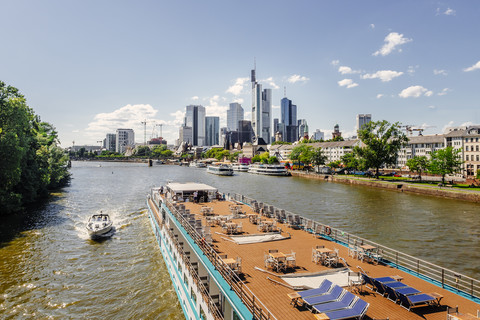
[1,0,480,147]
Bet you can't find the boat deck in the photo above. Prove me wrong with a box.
[171,197,479,320]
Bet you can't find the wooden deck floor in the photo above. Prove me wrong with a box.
[182,199,480,320]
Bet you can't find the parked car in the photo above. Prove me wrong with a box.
[382,171,395,176]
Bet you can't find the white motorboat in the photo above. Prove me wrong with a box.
[86,213,113,238]
[231,163,249,172]
[207,164,234,176]
[190,161,207,168]
[248,163,289,176]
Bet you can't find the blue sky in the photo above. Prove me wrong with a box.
[2,0,480,147]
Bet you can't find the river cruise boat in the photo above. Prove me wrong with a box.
[248,163,289,176]
[207,164,233,176]
[86,213,113,238]
[147,182,480,320]
[231,163,249,172]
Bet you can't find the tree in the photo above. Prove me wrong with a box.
[341,152,365,172]
[355,120,408,177]
[0,81,70,214]
[428,146,463,185]
[311,147,327,171]
[327,160,342,170]
[406,156,429,181]
[290,144,313,165]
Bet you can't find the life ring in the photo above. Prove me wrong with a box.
[172,195,178,201]
[325,226,332,235]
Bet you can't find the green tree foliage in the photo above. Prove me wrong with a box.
[311,147,327,171]
[151,145,172,158]
[251,152,278,164]
[341,152,365,171]
[289,144,314,164]
[406,156,429,180]
[355,120,408,177]
[0,81,70,214]
[134,145,151,157]
[327,160,342,169]
[428,146,463,185]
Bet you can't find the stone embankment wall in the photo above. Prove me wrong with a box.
[290,171,480,203]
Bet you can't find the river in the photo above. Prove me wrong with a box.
[1,161,479,319]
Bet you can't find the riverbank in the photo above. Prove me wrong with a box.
[290,171,480,203]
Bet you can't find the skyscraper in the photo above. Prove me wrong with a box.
[280,97,298,142]
[297,119,307,141]
[185,105,206,146]
[116,128,135,153]
[179,125,193,145]
[251,67,272,144]
[205,116,220,146]
[356,114,372,131]
[227,103,244,131]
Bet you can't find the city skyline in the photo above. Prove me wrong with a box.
[1,1,480,147]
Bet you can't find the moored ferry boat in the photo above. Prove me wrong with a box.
[207,164,233,176]
[248,163,289,176]
[231,163,249,172]
[147,182,480,320]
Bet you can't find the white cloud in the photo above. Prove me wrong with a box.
[407,65,419,75]
[191,96,199,100]
[287,74,310,83]
[438,88,450,96]
[85,104,164,142]
[464,61,480,72]
[362,70,403,82]
[260,77,279,89]
[338,66,360,74]
[427,105,436,109]
[331,60,340,66]
[272,104,280,109]
[444,8,456,15]
[373,32,412,56]
[338,79,358,89]
[232,97,244,104]
[370,24,375,29]
[226,77,249,95]
[398,85,433,98]
[442,121,455,133]
[376,94,384,99]
[433,69,448,76]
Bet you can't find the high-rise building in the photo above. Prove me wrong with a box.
[238,120,254,144]
[313,129,324,141]
[280,97,298,142]
[104,133,116,151]
[205,116,220,146]
[179,126,193,145]
[185,105,206,146]
[251,67,272,144]
[356,114,372,131]
[116,128,135,153]
[227,103,244,131]
[297,119,307,141]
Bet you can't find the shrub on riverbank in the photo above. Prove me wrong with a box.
[0,81,70,215]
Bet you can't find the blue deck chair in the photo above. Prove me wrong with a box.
[312,291,357,314]
[398,292,435,311]
[383,285,402,302]
[304,285,344,307]
[360,273,375,290]
[298,279,333,298]
[322,298,369,320]
[374,276,397,283]
[395,286,421,296]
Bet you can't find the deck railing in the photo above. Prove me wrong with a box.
[162,196,277,320]
[232,193,480,301]
[148,197,224,320]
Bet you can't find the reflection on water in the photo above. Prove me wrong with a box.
[1,161,479,318]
